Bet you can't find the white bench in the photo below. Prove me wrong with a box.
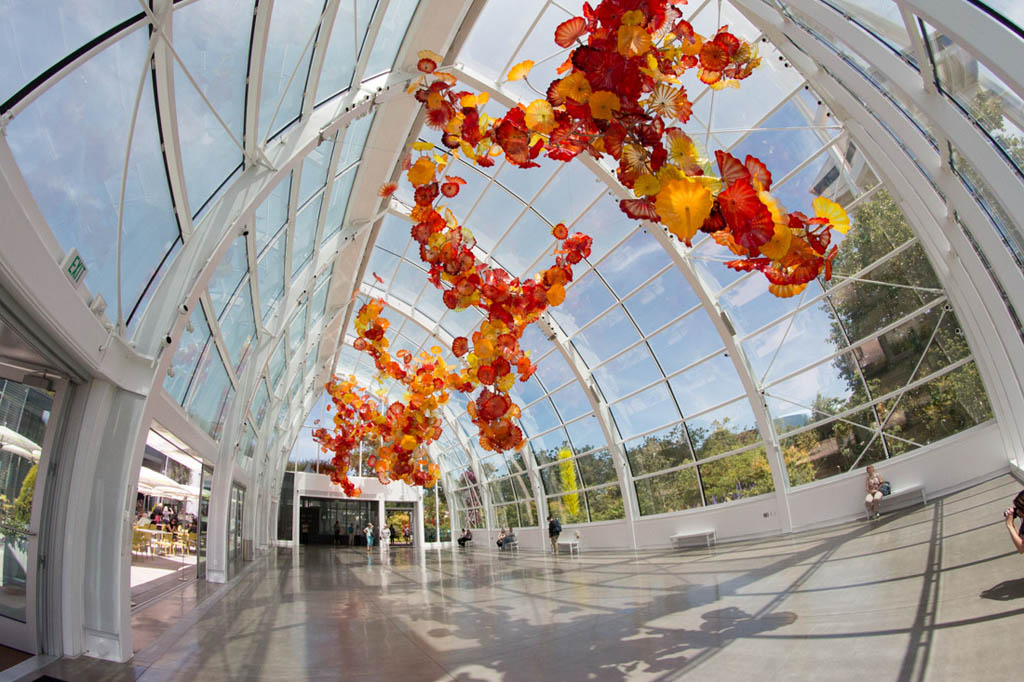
[557,532,581,556]
[868,484,926,519]
[670,529,716,549]
[500,537,519,553]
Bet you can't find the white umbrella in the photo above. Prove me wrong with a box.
[138,467,197,498]
[0,426,41,460]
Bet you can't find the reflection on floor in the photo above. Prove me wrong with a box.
[25,475,1024,681]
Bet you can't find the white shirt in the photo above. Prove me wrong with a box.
[382,527,391,539]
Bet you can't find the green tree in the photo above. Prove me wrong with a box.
[12,463,37,526]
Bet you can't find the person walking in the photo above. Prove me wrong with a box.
[548,515,562,554]
[364,522,374,551]
[381,524,391,549]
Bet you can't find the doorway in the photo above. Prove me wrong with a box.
[0,375,58,655]
[384,503,415,546]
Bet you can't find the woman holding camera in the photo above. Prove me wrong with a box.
[1004,490,1024,554]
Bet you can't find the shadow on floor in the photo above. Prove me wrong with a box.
[981,577,1024,601]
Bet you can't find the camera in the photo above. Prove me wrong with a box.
[1006,508,1019,520]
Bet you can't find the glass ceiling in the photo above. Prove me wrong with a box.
[1,1,1019,534]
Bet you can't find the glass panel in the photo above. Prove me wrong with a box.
[464,183,523,253]
[564,414,605,454]
[624,423,694,477]
[288,303,308,353]
[548,383,591,423]
[254,174,291,255]
[496,155,558,203]
[878,363,992,456]
[311,278,331,324]
[668,354,745,417]
[337,112,375,171]
[259,0,324,140]
[609,383,680,441]
[363,0,419,78]
[298,138,335,205]
[591,346,663,403]
[597,231,671,297]
[322,167,356,243]
[258,232,286,322]
[781,405,888,485]
[698,448,774,505]
[268,340,287,389]
[457,0,547,81]
[530,162,604,225]
[825,0,913,62]
[305,340,320,378]
[220,281,256,372]
[291,196,323,279]
[251,379,271,424]
[163,305,212,404]
[730,100,827,181]
[174,0,253,212]
[626,270,700,340]
[208,236,248,317]
[519,399,560,439]
[586,485,625,521]
[529,429,571,466]
[546,493,587,525]
[0,378,54,622]
[0,1,140,103]
[926,21,1024,173]
[687,401,761,460]
[7,29,178,319]
[317,0,377,104]
[635,468,702,516]
[550,271,616,336]
[493,211,556,279]
[186,347,235,440]
[571,307,641,367]
[575,449,617,488]
[647,314,725,377]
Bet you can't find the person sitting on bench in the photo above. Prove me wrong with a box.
[457,528,472,547]
[495,528,506,548]
[498,528,516,550]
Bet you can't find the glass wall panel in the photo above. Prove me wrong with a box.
[609,383,680,441]
[268,340,287,390]
[7,29,178,319]
[298,138,335,206]
[363,0,419,78]
[0,1,139,103]
[591,346,664,403]
[688,400,761,459]
[635,468,702,516]
[546,493,587,525]
[317,0,377,104]
[164,305,212,404]
[173,0,253,213]
[258,232,286,322]
[291,196,323,279]
[586,485,625,521]
[311,278,331,324]
[575,449,617,488]
[668,354,745,417]
[288,303,308,353]
[208,236,248,317]
[254,174,291,255]
[337,113,376,171]
[220,281,256,372]
[259,0,324,140]
[186,347,234,440]
[250,379,271,424]
[698,447,774,505]
[322,168,356,243]
[624,424,694,477]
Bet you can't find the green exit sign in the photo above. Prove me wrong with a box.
[62,248,87,288]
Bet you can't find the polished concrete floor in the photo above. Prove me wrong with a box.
[27,475,1024,681]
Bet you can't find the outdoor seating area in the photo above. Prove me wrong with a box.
[131,527,197,560]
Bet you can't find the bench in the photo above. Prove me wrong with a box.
[500,537,519,554]
[670,529,716,549]
[869,484,926,519]
[457,537,473,547]
[557,532,581,557]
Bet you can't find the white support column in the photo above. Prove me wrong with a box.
[415,493,425,548]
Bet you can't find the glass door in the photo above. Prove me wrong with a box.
[196,464,213,579]
[228,484,244,562]
[0,375,58,653]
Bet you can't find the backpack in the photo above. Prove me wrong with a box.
[552,519,561,534]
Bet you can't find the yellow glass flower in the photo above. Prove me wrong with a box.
[556,72,592,102]
[507,60,535,81]
[407,157,436,186]
[813,196,851,234]
[655,178,714,244]
[589,90,621,119]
